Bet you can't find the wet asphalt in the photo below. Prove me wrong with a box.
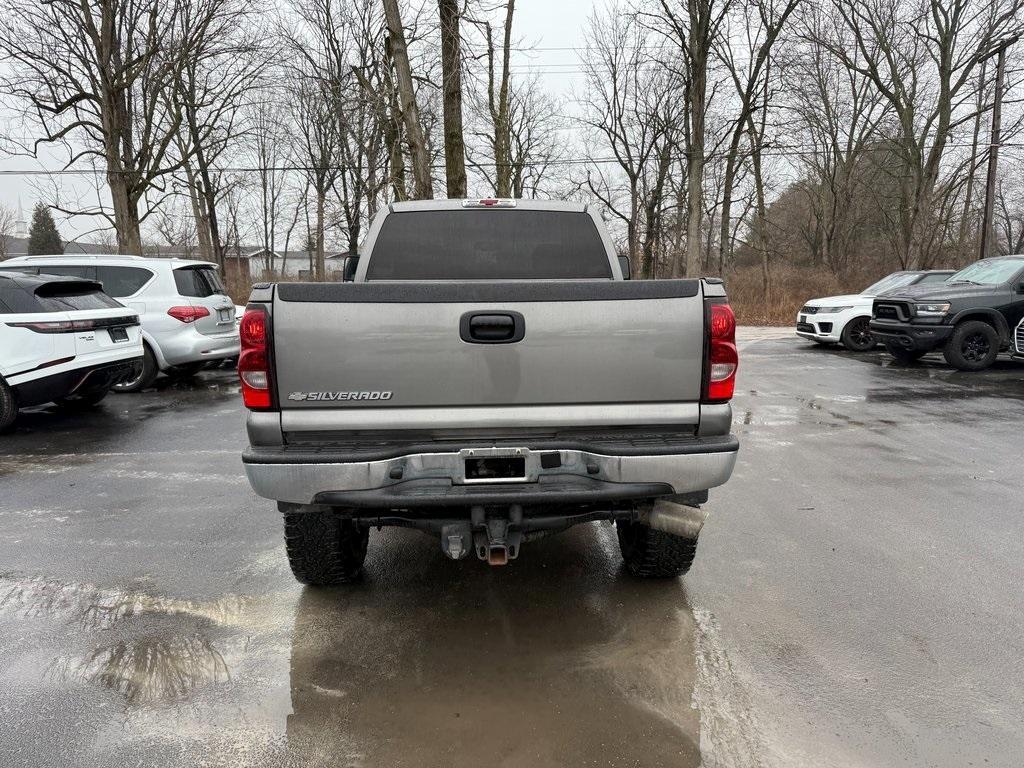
[0,331,1022,768]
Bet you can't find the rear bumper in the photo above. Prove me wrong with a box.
[12,357,142,408]
[157,326,239,367]
[242,436,739,506]
[869,320,952,351]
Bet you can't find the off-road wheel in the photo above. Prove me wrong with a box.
[0,377,17,432]
[841,317,875,352]
[883,343,926,364]
[942,320,1000,372]
[55,387,108,410]
[283,507,368,586]
[112,344,158,393]
[616,519,698,578]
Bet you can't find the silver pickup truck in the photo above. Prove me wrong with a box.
[239,199,739,584]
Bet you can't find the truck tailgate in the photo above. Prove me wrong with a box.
[271,280,705,423]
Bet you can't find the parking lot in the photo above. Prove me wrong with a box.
[1,330,1022,768]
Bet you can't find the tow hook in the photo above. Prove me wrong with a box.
[470,505,524,566]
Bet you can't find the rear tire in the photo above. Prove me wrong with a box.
[841,316,875,352]
[942,320,1000,372]
[284,507,368,586]
[616,519,698,578]
[0,377,17,432]
[884,343,926,364]
[56,388,108,409]
[112,344,158,393]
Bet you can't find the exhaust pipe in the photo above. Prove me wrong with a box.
[641,499,708,540]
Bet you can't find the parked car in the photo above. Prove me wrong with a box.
[0,255,239,391]
[796,270,954,351]
[0,271,142,431]
[240,198,739,585]
[870,255,1024,371]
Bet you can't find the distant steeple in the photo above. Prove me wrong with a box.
[14,199,28,238]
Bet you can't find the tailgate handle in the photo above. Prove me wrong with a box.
[460,311,525,344]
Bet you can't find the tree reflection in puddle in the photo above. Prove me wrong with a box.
[47,634,231,706]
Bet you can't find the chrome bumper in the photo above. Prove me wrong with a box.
[243,446,738,505]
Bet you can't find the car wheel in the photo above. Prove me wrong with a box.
[943,320,1000,371]
[56,387,108,410]
[841,317,875,352]
[112,344,158,393]
[283,507,369,586]
[0,377,17,432]
[883,342,926,364]
[616,518,698,578]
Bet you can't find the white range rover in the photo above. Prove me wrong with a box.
[0,271,142,430]
[796,269,954,351]
[0,255,240,391]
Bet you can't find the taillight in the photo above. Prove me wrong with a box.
[705,302,738,402]
[167,306,211,323]
[238,307,270,409]
[6,317,135,333]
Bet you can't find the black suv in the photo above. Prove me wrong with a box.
[870,255,1024,371]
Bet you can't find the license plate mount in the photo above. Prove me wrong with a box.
[108,327,129,343]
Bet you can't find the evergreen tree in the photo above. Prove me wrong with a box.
[27,203,63,255]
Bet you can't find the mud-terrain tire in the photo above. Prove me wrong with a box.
[284,508,368,586]
[942,320,1000,372]
[112,344,158,393]
[0,377,16,432]
[883,343,926,364]
[56,387,108,409]
[616,519,698,578]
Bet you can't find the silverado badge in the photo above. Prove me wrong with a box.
[288,391,393,402]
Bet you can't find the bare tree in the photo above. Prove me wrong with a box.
[577,4,682,278]
[484,0,516,197]
[381,0,434,198]
[0,204,15,260]
[438,0,467,197]
[817,0,1024,269]
[0,0,196,254]
[654,0,734,277]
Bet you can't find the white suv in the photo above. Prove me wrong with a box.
[0,271,142,430]
[0,255,239,391]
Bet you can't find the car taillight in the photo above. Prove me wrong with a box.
[8,319,102,333]
[167,306,211,323]
[238,307,270,409]
[705,302,738,402]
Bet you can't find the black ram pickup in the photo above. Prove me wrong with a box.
[870,255,1024,371]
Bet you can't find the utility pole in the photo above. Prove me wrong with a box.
[979,39,1016,259]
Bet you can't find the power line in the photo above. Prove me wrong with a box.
[0,140,1019,177]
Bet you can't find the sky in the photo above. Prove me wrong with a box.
[0,0,598,244]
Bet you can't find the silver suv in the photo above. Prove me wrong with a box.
[0,255,239,391]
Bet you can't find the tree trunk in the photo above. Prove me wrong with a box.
[315,188,326,281]
[438,0,467,198]
[493,1,515,197]
[381,0,433,199]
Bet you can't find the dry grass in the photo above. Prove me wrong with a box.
[722,264,864,326]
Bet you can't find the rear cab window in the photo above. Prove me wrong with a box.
[366,210,613,280]
[174,266,226,297]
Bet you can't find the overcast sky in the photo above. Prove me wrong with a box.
[0,0,597,243]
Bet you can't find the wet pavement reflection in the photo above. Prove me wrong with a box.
[1,343,1023,767]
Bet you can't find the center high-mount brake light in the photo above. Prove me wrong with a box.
[461,198,516,208]
[238,307,270,409]
[705,302,738,402]
[167,306,211,323]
